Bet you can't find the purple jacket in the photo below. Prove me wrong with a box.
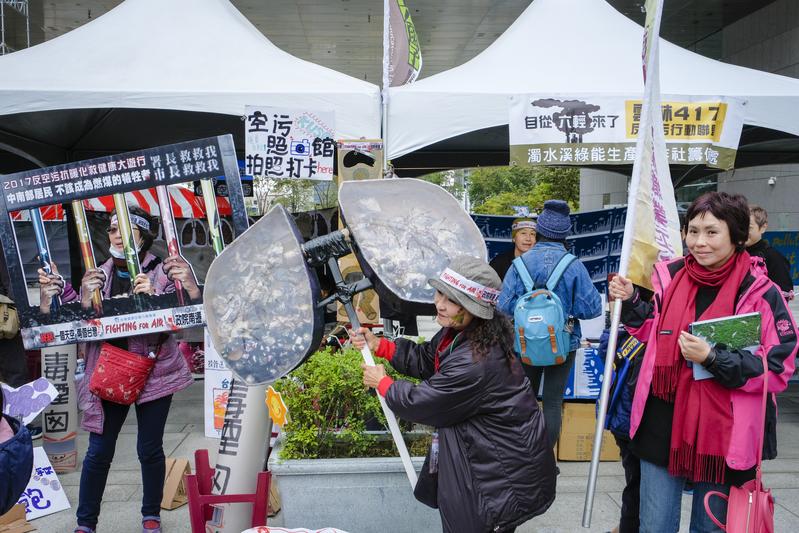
[66,253,193,434]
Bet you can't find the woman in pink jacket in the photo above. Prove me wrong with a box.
[38,207,198,533]
[609,192,797,533]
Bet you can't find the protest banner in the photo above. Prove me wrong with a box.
[16,447,71,520]
[0,135,249,350]
[386,0,422,87]
[510,94,745,170]
[244,107,335,181]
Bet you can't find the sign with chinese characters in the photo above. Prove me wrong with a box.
[509,95,744,170]
[41,345,78,472]
[17,447,71,520]
[1,377,57,425]
[244,106,335,181]
[204,328,233,439]
[0,135,250,349]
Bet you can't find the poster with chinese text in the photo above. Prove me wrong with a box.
[509,94,744,170]
[245,106,335,181]
[17,447,71,520]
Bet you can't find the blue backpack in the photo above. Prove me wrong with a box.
[511,253,576,366]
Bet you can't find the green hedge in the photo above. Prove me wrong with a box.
[274,346,430,459]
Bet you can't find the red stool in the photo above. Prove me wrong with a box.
[185,449,271,533]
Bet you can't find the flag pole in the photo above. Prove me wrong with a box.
[382,0,390,176]
[582,0,666,526]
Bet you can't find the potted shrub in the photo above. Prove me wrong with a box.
[268,346,440,532]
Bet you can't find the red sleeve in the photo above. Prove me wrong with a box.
[375,337,396,362]
[377,376,394,397]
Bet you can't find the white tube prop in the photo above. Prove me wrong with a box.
[208,381,272,533]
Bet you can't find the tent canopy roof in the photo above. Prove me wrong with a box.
[0,0,380,170]
[387,0,799,167]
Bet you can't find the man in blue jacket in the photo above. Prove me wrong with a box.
[498,199,602,447]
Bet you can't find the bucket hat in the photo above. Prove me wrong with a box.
[428,255,501,320]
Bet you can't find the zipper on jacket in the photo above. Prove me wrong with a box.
[745,491,753,532]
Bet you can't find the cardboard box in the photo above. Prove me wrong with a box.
[557,402,620,462]
[336,253,380,325]
[0,504,35,533]
[161,457,192,510]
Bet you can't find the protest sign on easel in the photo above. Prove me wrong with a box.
[16,448,70,521]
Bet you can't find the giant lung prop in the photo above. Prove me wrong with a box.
[203,206,323,386]
[338,178,487,315]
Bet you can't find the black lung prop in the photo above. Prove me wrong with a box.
[338,178,488,315]
[203,205,324,385]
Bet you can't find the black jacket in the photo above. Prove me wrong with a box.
[385,328,556,533]
[747,239,793,294]
[489,249,516,281]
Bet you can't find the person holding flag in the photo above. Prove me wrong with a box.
[608,192,797,532]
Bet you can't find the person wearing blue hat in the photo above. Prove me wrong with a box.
[498,200,602,449]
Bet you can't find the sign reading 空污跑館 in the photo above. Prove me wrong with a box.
[244,106,336,181]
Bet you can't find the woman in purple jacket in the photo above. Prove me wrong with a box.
[38,206,198,533]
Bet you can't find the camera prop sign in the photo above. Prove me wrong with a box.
[244,106,335,181]
[0,135,249,350]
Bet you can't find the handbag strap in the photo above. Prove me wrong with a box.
[150,333,168,359]
[755,350,769,488]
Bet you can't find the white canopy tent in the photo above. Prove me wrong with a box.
[386,0,799,170]
[0,0,381,171]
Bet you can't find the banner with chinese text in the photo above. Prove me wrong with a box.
[509,94,744,170]
[0,135,250,349]
[244,106,335,181]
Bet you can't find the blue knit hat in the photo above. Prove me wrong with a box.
[536,200,572,240]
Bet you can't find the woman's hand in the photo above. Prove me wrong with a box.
[361,363,387,389]
[38,264,64,314]
[349,327,379,352]
[679,331,711,364]
[608,274,634,302]
[132,273,154,296]
[163,254,201,299]
[80,268,106,309]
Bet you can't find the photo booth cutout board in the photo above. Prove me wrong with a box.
[17,447,71,521]
[0,135,249,350]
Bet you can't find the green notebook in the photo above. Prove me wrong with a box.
[688,312,761,380]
